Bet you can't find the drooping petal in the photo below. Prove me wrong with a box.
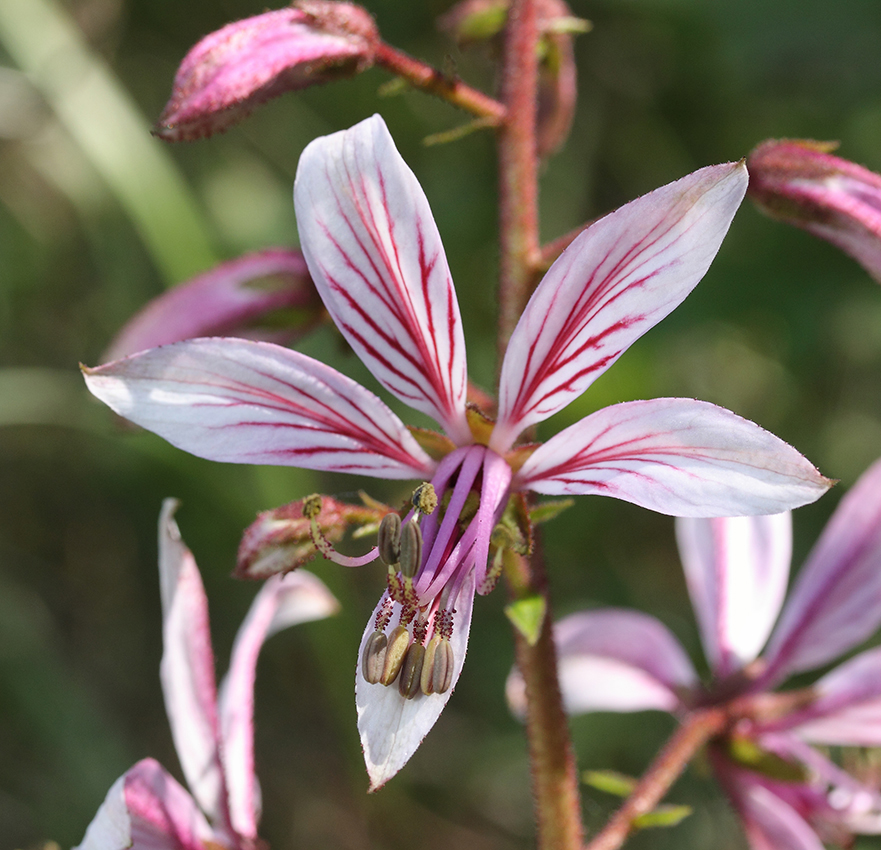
[511,609,697,717]
[217,571,339,838]
[718,766,827,850]
[356,572,475,791]
[514,398,831,517]
[676,514,792,678]
[157,500,229,831]
[155,5,379,142]
[104,249,322,362]
[762,457,881,683]
[294,114,470,444]
[491,162,747,452]
[74,759,217,850]
[770,647,881,746]
[83,338,435,479]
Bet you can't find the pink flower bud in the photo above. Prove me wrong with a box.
[104,248,323,362]
[748,139,881,283]
[155,2,379,142]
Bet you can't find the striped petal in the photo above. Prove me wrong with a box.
[83,337,435,479]
[508,609,697,718]
[491,161,748,452]
[762,457,881,683]
[157,500,228,832]
[514,398,831,517]
[74,759,218,850]
[676,514,792,678]
[356,571,474,791]
[218,571,339,839]
[294,115,470,444]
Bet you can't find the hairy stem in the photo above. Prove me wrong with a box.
[374,42,506,123]
[584,708,728,850]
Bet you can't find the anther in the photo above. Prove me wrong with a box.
[361,631,388,684]
[421,635,454,695]
[380,625,410,686]
[411,483,437,515]
[398,642,426,699]
[302,494,323,519]
[399,520,423,579]
[378,513,402,566]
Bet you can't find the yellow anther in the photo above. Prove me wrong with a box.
[411,483,438,515]
[398,642,426,700]
[361,631,388,684]
[421,635,454,695]
[380,625,411,686]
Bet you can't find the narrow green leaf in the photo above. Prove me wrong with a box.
[505,594,546,646]
[633,804,693,830]
[582,770,637,797]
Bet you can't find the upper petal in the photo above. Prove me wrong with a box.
[294,114,470,443]
[762,457,881,682]
[491,161,747,452]
[509,608,697,718]
[356,572,475,791]
[74,759,217,850]
[217,571,339,838]
[157,500,228,830]
[514,398,831,516]
[83,337,435,479]
[676,514,792,678]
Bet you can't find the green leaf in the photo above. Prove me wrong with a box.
[505,595,546,646]
[582,770,637,797]
[529,498,575,525]
[633,805,693,830]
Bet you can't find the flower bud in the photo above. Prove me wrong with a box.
[748,139,881,284]
[155,2,380,142]
[103,249,323,362]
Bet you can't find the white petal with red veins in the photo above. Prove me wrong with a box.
[295,115,470,443]
[761,457,881,682]
[491,162,747,452]
[514,398,831,516]
[84,337,435,479]
[157,500,228,828]
[356,572,474,791]
[218,571,339,839]
[676,514,791,678]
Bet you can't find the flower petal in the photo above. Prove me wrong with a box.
[217,571,339,838]
[509,608,697,718]
[83,338,435,479]
[491,162,747,452]
[356,572,474,791]
[104,249,322,362]
[158,500,229,830]
[74,759,217,850]
[294,114,470,443]
[762,457,881,682]
[514,398,831,516]
[676,514,792,678]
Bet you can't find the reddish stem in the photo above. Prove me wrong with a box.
[584,708,728,850]
[374,43,506,123]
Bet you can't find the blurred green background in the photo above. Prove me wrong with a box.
[2,0,881,847]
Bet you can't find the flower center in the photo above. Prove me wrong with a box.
[361,444,512,699]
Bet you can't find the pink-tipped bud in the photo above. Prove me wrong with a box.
[156,2,380,142]
[748,139,881,283]
[236,495,388,579]
[103,249,324,362]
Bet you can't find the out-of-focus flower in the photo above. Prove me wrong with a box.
[155,2,379,142]
[104,248,324,362]
[523,458,881,850]
[748,139,881,283]
[74,500,338,850]
[439,0,589,156]
[84,115,830,789]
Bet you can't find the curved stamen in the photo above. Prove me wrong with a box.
[303,494,380,567]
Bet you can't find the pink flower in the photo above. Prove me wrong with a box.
[104,248,323,362]
[83,115,830,788]
[74,500,339,850]
[155,2,379,142]
[532,458,881,849]
[748,139,881,283]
